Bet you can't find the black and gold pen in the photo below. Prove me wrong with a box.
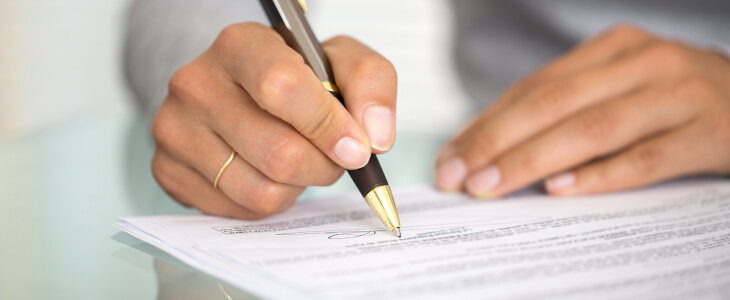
[259,0,401,237]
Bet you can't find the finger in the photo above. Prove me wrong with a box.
[544,122,715,195]
[155,87,343,187]
[482,24,655,120]
[436,47,659,191]
[438,25,656,161]
[151,149,268,220]
[153,106,306,216]
[530,24,655,82]
[210,23,371,169]
[464,83,704,198]
[154,139,303,216]
[152,150,304,219]
[460,53,655,167]
[435,26,658,188]
[323,36,398,153]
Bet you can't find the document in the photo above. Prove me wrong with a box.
[116,178,730,299]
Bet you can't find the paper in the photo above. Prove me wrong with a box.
[116,178,730,299]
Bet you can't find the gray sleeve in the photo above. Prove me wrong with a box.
[452,0,730,112]
[123,0,268,124]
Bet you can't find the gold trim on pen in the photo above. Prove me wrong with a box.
[322,81,340,94]
[363,185,401,234]
[296,0,308,13]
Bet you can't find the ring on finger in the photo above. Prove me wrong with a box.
[214,150,236,189]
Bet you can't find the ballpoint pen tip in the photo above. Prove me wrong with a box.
[393,228,401,238]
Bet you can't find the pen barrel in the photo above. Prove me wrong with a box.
[260,0,335,83]
[348,155,389,197]
[261,0,391,199]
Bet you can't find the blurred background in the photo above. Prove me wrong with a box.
[0,0,468,299]
[0,0,131,139]
[0,0,469,140]
[5,1,730,299]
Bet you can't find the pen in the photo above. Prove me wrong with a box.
[259,0,401,237]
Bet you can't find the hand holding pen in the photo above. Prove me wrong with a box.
[150,19,397,219]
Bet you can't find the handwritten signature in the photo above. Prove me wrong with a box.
[275,216,549,240]
[277,230,385,239]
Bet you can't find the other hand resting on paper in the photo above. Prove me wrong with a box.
[436,25,730,198]
[151,23,397,219]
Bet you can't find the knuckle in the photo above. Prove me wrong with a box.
[151,110,178,151]
[327,34,357,45]
[150,154,186,205]
[262,134,305,183]
[466,132,502,164]
[533,81,575,112]
[217,24,245,46]
[320,168,345,186]
[628,145,663,175]
[150,154,168,186]
[246,181,289,215]
[576,110,613,141]
[352,53,396,80]
[301,105,340,141]
[670,75,717,104]
[214,22,267,51]
[168,63,199,98]
[643,41,692,70]
[256,62,301,112]
[168,63,212,108]
[606,23,647,40]
[504,80,534,98]
[516,153,542,175]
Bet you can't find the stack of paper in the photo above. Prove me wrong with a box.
[116,179,730,299]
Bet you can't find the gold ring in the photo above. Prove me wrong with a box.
[214,150,236,189]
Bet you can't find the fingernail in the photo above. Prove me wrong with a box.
[545,171,575,192]
[436,157,467,190]
[466,165,501,197]
[363,106,394,151]
[334,137,370,169]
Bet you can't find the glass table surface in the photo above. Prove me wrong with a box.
[0,107,448,299]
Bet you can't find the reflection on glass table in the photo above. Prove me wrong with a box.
[0,107,447,299]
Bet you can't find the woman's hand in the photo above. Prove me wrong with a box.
[152,23,397,219]
[436,25,730,198]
